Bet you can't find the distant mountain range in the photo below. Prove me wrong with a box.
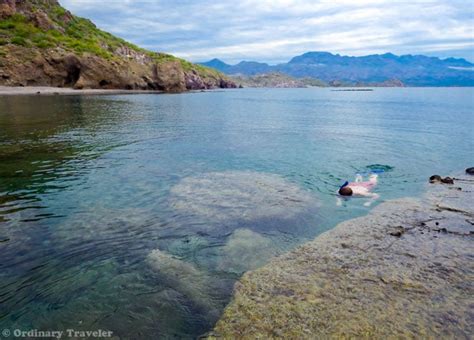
[200,52,474,86]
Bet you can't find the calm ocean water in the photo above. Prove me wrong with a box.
[0,88,473,338]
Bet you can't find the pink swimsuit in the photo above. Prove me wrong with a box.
[349,181,375,189]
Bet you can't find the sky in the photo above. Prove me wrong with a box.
[59,0,474,65]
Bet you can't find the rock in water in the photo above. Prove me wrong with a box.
[441,176,454,184]
[147,249,220,320]
[211,175,474,339]
[147,249,203,281]
[218,228,279,274]
[466,167,474,175]
[429,175,455,184]
[169,171,317,223]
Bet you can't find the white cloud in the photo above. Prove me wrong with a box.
[59,0,474,63]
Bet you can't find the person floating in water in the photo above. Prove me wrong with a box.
[337,173,379,206]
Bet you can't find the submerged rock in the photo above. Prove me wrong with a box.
[53,206,154,243]
[466,167,474,175]
[148,249,203,282]
[147,249,221,320]
[169,171,317,223]
[218,228,279,274]
[211,175,474,339]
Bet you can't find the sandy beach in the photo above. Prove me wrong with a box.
[0,86,162,96]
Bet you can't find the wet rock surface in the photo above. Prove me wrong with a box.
[147,249,221,320]
[211,175,473,339]
[169,171,318,223]
[217,228,279,274]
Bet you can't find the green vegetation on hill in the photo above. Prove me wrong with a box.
[1,13,112,57]
[2,11,165,61]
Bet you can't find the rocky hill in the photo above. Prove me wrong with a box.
[231,73,327,88]
[201,52,474,86]
[0,0,236,92]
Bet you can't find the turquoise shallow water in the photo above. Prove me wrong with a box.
[0,88,473,338]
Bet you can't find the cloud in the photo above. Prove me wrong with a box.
[59,0,474,64]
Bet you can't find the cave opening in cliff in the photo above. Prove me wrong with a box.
[65,64,81,86]
[99,80,110,87]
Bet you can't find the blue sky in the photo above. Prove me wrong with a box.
[59,0,474,64]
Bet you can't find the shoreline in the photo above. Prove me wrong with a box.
[0,86,237,96]
[210,173,473,338]
[2,86,472,97]
[0,86,165,96]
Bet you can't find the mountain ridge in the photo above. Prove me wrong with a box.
[200,52,474,86]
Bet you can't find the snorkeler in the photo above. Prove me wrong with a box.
[337,173,379,206]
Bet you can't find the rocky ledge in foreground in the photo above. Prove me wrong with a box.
[210,175,473,339]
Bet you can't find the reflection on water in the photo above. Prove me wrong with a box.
[0,96,136,222]
[0,89,473,338]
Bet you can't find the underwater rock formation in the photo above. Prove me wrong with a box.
[218,228,279,274]
[53,206,153,242]
[147,249,220,320]
[169,171,317,223]
[211,175,474,338]
[148,249,204,282]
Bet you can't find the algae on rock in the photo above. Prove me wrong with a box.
[211,176,474,339]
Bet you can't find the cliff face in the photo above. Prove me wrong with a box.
[0,0,236,92]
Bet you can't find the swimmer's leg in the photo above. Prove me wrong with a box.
[369,173,378,184]
[364,192,380,207]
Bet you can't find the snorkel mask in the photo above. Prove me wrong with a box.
[338,181,353,196]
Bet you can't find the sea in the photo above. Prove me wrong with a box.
[0,87,473,338]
